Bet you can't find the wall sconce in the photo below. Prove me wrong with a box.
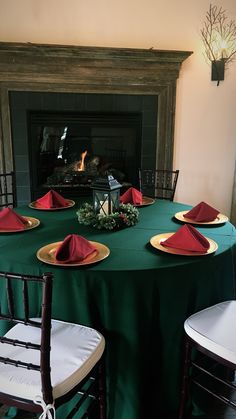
[201,4,236,86]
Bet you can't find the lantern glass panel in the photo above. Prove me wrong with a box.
[93,189,120,215]
[110,190,120,210]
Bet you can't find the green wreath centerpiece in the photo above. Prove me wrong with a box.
[76,202,139,231]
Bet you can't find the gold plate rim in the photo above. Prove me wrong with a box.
[150,232,218,256]
[0,216,40,233]
[174,210,228,225]
[28,199,75,211]
[36,240,110,266]
[134,196,155,207]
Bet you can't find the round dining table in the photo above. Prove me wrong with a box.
[0,198,236,419]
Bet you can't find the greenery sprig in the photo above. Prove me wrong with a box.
[76,202,139,231]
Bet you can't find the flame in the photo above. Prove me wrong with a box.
[78,150,87,171]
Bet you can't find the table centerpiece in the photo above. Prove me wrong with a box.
[76,202,139,231]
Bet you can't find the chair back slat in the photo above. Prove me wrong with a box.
[0,356,40,371]
[0,335,40,350]
[0,172,17,208]
[6,278,14,319]
[23,279,29,322]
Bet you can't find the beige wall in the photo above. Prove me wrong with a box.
[0,0,236,216]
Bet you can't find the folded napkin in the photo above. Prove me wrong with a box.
[55,234,97,263]
[183,201,219,222]
[36,190,68,209]
[0,207,28,230]
[120,187,143,205]
[161,224,210,253]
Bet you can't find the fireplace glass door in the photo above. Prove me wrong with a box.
[28,111,142,199]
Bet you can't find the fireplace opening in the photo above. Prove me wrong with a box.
[28,111,142,199]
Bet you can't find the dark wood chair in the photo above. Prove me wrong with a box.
[178,301,236,418]
[0,271,106,419]
[0,171,17,208]
[138,169,179,201]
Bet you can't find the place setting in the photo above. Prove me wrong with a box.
[174,201,228,225]
[37,233,110,267]
[150,224,218,256]
[120,187,155,207]
[0,207,40,233]
[29,189,75,210]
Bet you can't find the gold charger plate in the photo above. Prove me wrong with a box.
[28,199,75,211]
[150,232,218,256]
[37,240,110,267]
[134,196,155,207]
[174,210,228,225]
[0,216,40,233]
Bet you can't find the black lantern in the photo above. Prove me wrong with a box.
[91,174,122,216]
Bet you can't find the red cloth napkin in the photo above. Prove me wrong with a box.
[36,190,68,209]
[161,224,210,253]
[55,234,98,263]
[183,201,219,222]
[120,187,143,205]
[0,208,28,230]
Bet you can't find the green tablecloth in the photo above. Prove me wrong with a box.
[0,199,236,418]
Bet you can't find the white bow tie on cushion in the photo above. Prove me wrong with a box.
[34,395,56,419]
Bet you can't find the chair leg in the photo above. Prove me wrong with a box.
[178,338,192,419]
[98,360,106,419]
[66,361,106,419]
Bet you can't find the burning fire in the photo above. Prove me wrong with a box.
[77,150,87,171]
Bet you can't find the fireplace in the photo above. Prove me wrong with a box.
[0,42,192,205]
[27,109,144,199]
[10,91,158,202]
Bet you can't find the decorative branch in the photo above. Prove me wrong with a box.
[201,4,236,64]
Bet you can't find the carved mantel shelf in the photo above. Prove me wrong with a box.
[0,42,192,175]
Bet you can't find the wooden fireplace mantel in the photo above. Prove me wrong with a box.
[0,42,192,174]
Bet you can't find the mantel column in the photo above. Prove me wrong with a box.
[0,85,13,173]
[0,89,4,172]
[231,161,236,226]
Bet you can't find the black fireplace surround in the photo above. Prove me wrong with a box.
[10,91,158,203]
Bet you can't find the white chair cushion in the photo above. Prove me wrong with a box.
[0,319,105,402]
[184,300,236,364]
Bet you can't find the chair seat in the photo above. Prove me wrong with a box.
[0,318,105,402]
[184,300,236,365]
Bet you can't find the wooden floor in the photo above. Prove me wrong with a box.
[0,404,236,419]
